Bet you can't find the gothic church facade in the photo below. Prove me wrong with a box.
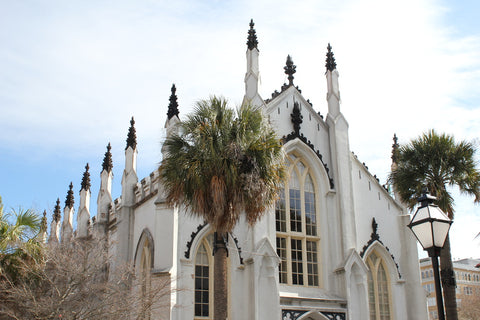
[47,21,427,320]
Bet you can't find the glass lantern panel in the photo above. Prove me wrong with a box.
[411,223,433,249]
[432,221,451,248]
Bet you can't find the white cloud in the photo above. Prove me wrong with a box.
[1,0,479,258]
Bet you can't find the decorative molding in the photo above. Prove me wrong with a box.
[282,310,346,320]
[282,132,334,189]
[231,234,244,265]
[322,312,346,320]
[282,310,306,320]
[184,221,208,259]
[360,218,402,278]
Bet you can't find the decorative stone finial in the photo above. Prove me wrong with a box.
[126,117,137,150]
[53,198,61,222]
[41,210,48,232]
[247,19,258,50]
[284,55,296,86]
[291,101,303,135]
[325,43,337,72]
[167,84,180,120]
[391,134,399,163]
[372,218,378,237]
[102,143,113,173]
[81,163,91,191]
[65,182,74,209]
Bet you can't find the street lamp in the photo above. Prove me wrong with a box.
[408,192,452,320]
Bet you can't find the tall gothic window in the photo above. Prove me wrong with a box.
[139,236,152,320]
[194,234,218,320]
[366,251,393,320]
[275,154,320,286]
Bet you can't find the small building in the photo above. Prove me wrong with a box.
[47,21,427,320]
[420,257,480,319]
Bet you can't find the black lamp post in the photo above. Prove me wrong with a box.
[407,192,452,320]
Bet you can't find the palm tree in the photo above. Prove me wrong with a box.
[0,196,43,282]
[389,130,480,320]
[159,97,285,320]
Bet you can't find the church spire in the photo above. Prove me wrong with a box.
[247,19,258,50]
[81,163,91,191]
[325,43,337,72]
[65,182,74,209]
[167,84,180,120]
[53,198,61,222]
[126,117,137,150]
[102,143,113,172]
[284,55,296,86]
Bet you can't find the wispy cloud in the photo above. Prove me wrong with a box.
[0,0,479,257]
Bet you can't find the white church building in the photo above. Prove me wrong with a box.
[47,20,428,320]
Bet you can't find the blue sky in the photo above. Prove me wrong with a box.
[1,0,479,259]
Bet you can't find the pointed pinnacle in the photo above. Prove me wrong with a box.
[126,117,137,150]
[167,84,180,120]
[325,43,337,72]
[41,210,48,232]
[81,163,91,191]
[53,198,61,222]
[65,182,74,209]
[247,19,258,50]
[284,55,296,86]
[102,143,113,173]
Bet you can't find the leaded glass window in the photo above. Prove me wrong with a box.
[275,154,321,287]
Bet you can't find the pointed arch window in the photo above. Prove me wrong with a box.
[194,234,221,320]
[366,251,393,320]
[275,154,320,287]
[139,237,152,320]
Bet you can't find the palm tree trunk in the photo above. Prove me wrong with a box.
[213,232,228,320]
[440,235,458,320]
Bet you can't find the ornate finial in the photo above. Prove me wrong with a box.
[391,134,399,163]
[167,84,180,120]
[65,182,74,209]
[81,163,91,191]
[247,19,258,50]
[102,143,113,173]
[284,55,296,86]
[41,210,48,232]
[372,218,378,236]
[53,198,61,222]
[325,43,337,72]
[291,101,303,135]
[126,117,137,150]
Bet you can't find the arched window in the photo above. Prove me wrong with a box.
[139,236,152,320]
[366,251,393,320]
[194,235,214,319]
[275,154,320,287]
